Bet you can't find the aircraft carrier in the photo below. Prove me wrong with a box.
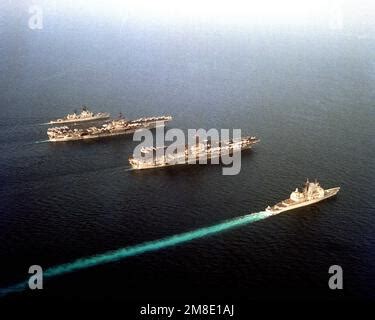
[48,106,110,124]
[47,115,172,142]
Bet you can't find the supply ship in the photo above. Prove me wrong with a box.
[265,180,340,214]
[129,136,259,170]
[47,115,172,142]
[48,106,110,124]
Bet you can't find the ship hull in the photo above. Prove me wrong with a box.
[48,121,166,142]
[266,187,340,214]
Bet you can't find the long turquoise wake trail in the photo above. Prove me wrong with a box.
[0,210,273,297]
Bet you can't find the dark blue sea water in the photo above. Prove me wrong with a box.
[1,3,374,302]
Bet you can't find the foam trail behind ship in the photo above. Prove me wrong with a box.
[0,210,274,297]
[34,140,50,144]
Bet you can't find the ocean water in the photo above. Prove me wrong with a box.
[1,6,375,301]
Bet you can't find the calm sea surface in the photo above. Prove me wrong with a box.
[1,9,374,301]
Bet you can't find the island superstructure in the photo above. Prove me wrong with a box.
[129,136,260,170]
[265,180,340,214]
[48,106,110,124]
[47,115,172,142]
